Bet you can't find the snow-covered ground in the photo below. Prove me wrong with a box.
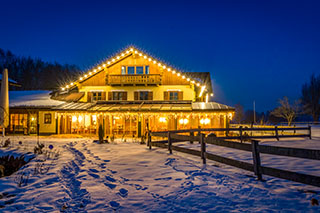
[0,128,319,212]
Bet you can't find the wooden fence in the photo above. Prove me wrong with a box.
[148,127,320,187]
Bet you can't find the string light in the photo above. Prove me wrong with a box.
[67,46,208,93]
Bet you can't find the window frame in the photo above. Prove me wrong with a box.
[44,113,52,124]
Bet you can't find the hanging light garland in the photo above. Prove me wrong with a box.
[60,46,211,95]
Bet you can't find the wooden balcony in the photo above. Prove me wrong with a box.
[107,74,162,86]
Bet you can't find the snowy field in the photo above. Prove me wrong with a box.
[0,129,319,212]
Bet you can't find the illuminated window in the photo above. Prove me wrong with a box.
[145,66,149,74]
[169,92,178,100]
[93,92,102,101]
[121,66,126,75]
[112,92,127,100]
[128,66,135,74]
[136,66,143,74]
[44,113,52,124]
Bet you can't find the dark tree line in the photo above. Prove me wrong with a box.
[0,48,82,90]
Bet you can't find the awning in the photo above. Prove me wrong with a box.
[53,101,233,112]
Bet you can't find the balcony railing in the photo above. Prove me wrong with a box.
[107,74,162,85]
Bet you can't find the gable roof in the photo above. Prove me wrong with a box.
[61,46,212,95]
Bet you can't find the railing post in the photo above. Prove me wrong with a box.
[308,125,312,140]
[239,126,243,143]
[200,133,206,164]
[275,126,279,141]
[168,132,172,154]
[148,131,152,149]
[251,140,262,180]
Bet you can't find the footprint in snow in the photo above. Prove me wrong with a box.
[89,168,99,173]
[154,177,172,181]
[89,173,100,179]
[118,188,128,198]
[104,183,117,189]
[109,201,120,209]
[106,176,116,182]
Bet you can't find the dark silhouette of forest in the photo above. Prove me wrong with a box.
[0,48,81,90]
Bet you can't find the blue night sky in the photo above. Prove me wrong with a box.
[1,0,319,112]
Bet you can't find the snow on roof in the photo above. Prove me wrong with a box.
[0,73,18,84]
[9,90,65,107]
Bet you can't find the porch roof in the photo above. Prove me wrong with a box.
[52,101,233,112]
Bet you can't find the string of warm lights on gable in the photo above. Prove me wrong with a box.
[60,47,214,99]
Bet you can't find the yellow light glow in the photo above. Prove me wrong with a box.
[61,87,65,91]
[130,48,133,51]
[210,93,214,97]
[187,78,190,81]
[31,117,35,121]
[153,60,156,64]
[158,63,161,66]
[182,75,185,79]
[70,82,74,86]
[107,61,110,65]
[121,53,125,57]
[191,80,195,84]
[126,50,129,54]
[172,70,176,74]
[179,118,189,125]
[84,74,88,78]
[139,53,142,56]
[78,115,83,122]
[159,117,167,123]
[98,66,101,70]
[89,72,92,75]
[206,93,209,103]
[134,50,138,54]
[72,115,77,122]
[148,58,152,61]
[117,56,120,60]
[200,118,210,125]
[144,55,147,59]
[92,115,97,122]
[168,68,171,71]
[79,77,83,81]
[177,73,181,76]
[66,85,69,88]
[197,83,200,86]
[228,112,233,119]
[163,65,166,69]
[112,58,115,62]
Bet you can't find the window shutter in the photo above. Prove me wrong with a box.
[101,92,106,100]
[148,91,153,100]
[178,91,183,100]
[134,91,139,100]
[108,92,112,100]
[123,92,127,100]
[164,91,169,100]
[87,92,92,102]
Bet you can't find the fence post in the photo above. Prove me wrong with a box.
[190,131,194,144]
[200,133,206,164]
[251,140,262,180]
[148,131,152,149]
[308,125,312,140]
[239,126,243,143]
[275,126,279,141]
[168,132,172,154]
[198,127,201,144]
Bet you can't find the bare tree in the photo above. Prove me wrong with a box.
[271,97,300,126]
[301,74,320,121]
[233,103,244,124]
